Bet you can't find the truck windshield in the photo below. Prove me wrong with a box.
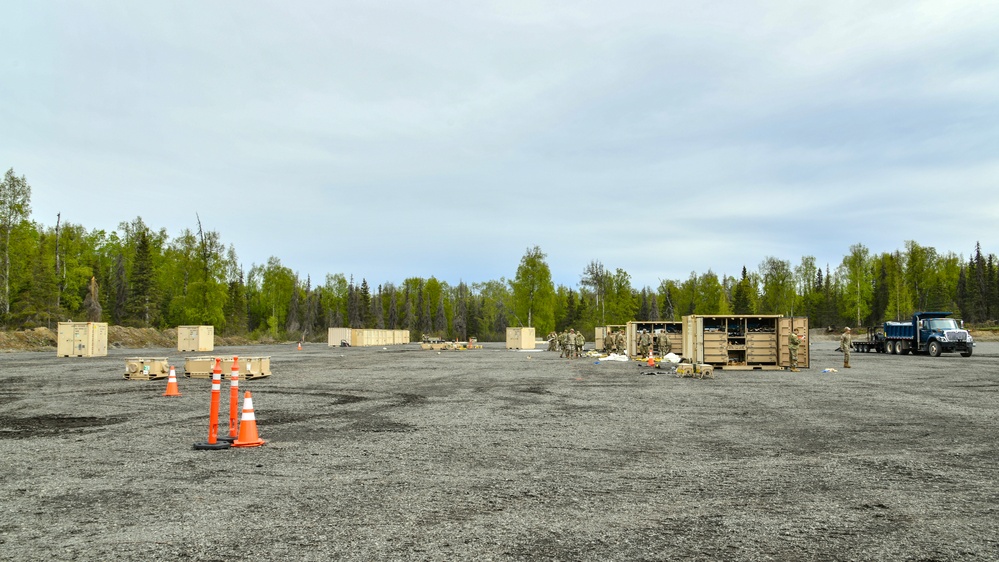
[926,319,960,330]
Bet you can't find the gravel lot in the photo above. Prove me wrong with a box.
[1,339,997,561]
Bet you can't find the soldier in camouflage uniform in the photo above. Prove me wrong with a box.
[788,328,801,372]
[658,331,673,356]
[614,331,626,356]
[575,330,585,358]
[638,330,653,358]
[603,331,614,354]
[841,327,852,368]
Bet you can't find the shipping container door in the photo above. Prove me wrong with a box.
[778,317,810,368]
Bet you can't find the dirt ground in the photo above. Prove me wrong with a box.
[1,338,996,561]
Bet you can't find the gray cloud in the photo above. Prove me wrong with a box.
[3,1,996,290]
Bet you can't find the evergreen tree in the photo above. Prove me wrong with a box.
[434,294,446,335]
[111,253,128,324]
[359,279,371,327]
[224,267,248,336]
[347,279,362,328]
[385,284,398,329]
[371,287,384,329]
[127,229,156,326]
[648,292,660,321]
[453,282,468,340]
[286,280,301,334]
[638,288,651,320]
[403,287,414,331]
[869,260,889,325]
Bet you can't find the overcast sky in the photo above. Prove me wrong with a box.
[3,1,997,289]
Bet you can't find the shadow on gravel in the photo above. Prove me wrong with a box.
[0,414,126,439]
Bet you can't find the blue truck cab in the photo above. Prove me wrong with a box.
[883,312,974,357]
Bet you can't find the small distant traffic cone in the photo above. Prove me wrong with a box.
[297,341,302,351]
[647,353,655,367]
[163,366,181,396]
[232,391,265,448]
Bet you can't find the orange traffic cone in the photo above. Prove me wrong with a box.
[232,391,265,448]
[163,366,181,397]
[297,341,302,351]
[193,358,229,450]
[647,353,655,367]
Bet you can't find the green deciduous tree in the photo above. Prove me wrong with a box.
[509,246,555,333]
[0,168,31,322]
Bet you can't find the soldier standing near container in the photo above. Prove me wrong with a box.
[841,327,852,368]
[658,331,673,356]
[638,330,652,358]
[615,331,626,356]
[788,328,801,372]
[558,330,568,357]
[603,331,614,354]
[575,330,585,358]
[547,331,557,352]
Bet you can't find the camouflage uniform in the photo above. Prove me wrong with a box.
[841,328,852,368]
[614,331,626,355]
[788,330,801,371]
[638,330,653,357]
[547,332,557,352]
[575,331,584,357]
[658,332,672,355]
[603,332,614,353]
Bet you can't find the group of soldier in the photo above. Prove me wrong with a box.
[546,328,676,358]
[601,330,627,354]
[636,329,674,357]
[547,329,586,358]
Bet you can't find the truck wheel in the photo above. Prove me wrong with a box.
[928,341,941,357]
[887,341,895,354]
[894,341,905,355]
[961,348,973,358]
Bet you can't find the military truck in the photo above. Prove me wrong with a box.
[881,312,974,357]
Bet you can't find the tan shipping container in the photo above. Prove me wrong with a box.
[57,322,108,357]
[329,328,410,347]
[177,325,214,352]
[328,327,352,346]
[681,315,809,370]
[506,327,536,350]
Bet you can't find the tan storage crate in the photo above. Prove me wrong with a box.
[57,322,108,357]
[124,357,171,380]
[184,356,272,379]
[177,325,214,352]
[328,327,352,346]
[394,330,410,345]
[506,327,536,349]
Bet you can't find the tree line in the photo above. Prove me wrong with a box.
[3,168,998,340]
